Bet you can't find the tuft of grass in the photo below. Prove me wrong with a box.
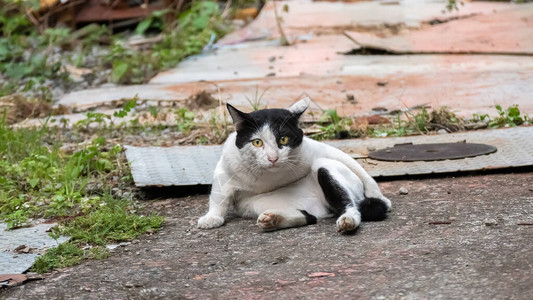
[31,242,111,274]
[245,86,269,111]
[59,196,164,246]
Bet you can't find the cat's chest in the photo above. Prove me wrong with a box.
[239,163,311,194]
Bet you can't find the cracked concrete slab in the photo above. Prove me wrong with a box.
[344,4,533,54]
[220,0,514,44]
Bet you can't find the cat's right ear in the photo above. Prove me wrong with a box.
[227,103,249,131]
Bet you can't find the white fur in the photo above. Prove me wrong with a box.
[197,99,391,231]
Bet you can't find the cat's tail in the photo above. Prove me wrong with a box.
[358,197,388,221]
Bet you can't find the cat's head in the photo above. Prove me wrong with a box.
[227,98,309,170]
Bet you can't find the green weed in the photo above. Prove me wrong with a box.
[489,104,527,128]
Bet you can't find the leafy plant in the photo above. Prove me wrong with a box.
[313,109,352,139]
[489,104,525,128]
[136,10,169,35]
[175,107,196,132]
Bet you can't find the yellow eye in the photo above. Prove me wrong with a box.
[279,136,289,145]
[252,139,263,147]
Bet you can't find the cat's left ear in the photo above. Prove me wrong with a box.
[287,97,310,119]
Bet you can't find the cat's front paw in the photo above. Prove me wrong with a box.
[197,215,225,229]
[257,212,282,231]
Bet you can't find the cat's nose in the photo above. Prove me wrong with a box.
[268,156,279,164]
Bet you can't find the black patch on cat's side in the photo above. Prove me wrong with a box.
[317,168,351,216]
[298,210,317,225]
[358,197,388,221]
[227,106,304,149]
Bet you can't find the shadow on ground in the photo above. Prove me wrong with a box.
[3,173,532,299]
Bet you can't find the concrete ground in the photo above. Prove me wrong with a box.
[3,172,532,299]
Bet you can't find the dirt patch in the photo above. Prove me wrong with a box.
[185,91,219,110]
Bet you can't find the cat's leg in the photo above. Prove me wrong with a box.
[239,176,328,231]
[322,144,391,211]
[197,170,235,229]
[312,158,388,233]
[257,209,316,231]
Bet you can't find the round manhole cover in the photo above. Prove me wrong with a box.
[368,142,497,162]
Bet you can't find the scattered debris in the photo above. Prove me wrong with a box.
[308,272,335,278]
[517,222,533,226]
[484,219,498,226]
[399,187,409,195]
[376,81,388,87]
[346,94,356,104]
[13,245,32,254]
[428,221,452,225]
[0,274,41,288]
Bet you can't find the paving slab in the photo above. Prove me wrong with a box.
[2,173,532,299]
[344,4,533,54]
[220,0,514,44]
[125,127,533,187]
[57,55,533,118]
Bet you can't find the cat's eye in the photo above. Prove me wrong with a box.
[279,136,289,145]
[251,139,263,147]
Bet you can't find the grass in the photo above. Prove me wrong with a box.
[308,104,530,140]
[0,101,164,273]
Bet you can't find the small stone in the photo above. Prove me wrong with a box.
[125,282,134,288]
[346,94,355,101]
[268,56,276,62]
[484,218,498,226]
[437,129,448,134]
[367,146,376,151]
[266,72,276,77]
[399,187,409,195]
[376,81,388,87]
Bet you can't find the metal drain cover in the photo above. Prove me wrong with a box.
[368,142,497,162]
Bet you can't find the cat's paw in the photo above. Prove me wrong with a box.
[197,215,224,229]
[364,192,392,212]
[257,212,282,231]
[336,215,359,233]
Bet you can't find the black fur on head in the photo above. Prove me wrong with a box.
[227,103,307,149]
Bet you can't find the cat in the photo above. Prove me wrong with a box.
[197,98,391,232]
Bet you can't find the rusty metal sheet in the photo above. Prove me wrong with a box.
[75,0,166,23]
[125,127,533,187]
[344,5,533,55]
[368,143,497,162]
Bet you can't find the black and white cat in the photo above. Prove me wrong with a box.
[197,98,391,232]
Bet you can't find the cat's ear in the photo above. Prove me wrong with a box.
[227,103,249,131]
[287,97,310,119]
